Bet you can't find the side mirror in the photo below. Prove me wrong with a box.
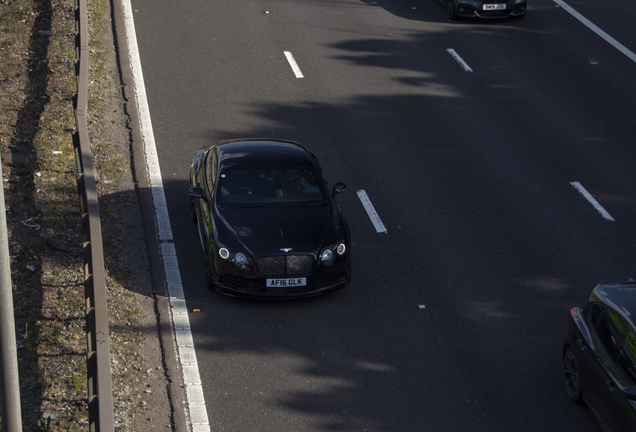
[332,182,346,198]
[188,186,207,201]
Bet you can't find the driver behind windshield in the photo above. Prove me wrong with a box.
[274,169,320,198]
[218,168,322,204]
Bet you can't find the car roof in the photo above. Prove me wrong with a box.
[592,278,636,330]
[213,139,317,171]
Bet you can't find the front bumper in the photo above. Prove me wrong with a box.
[456,0,526,18]
[211,256,351,299]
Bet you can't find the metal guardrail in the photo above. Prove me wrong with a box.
[73,0,115,430]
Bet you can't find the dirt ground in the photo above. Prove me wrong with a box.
[1,0,175,430]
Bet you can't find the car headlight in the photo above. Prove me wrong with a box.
[321,242,346,266]
[320,249,335,266]
[219,248,248,266]
[235,253,246,265]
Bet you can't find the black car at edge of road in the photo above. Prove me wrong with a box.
[564,277,636,432]
[188,138,351,299]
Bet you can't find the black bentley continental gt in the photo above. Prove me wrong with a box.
[188,139,351,298]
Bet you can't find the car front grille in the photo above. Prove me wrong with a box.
[258,255,314,276]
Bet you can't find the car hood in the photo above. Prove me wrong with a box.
[218,204,333,257]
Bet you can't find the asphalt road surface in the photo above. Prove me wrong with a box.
[125,0,636,430]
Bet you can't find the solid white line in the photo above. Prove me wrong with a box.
[553,0,636,64]
[447,49,473,72]
[284,51,304,78]
[356,190,387,233]
[121,1,211,431]
[571,182,615,221]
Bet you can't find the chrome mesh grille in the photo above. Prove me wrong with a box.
[258,255,313,276]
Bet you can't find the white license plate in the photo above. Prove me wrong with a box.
[483,4,506,10]
[266,277,307,287]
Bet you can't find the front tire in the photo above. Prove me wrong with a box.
[564,347,583,403]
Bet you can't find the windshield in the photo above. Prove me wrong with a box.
[216,167,326,207]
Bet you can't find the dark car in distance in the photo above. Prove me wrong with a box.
[563,278,636,432]
[440,0,526,19]
[188,139,351,298]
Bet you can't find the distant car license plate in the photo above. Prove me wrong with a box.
[267,277,307,287]
[483,3,506,10]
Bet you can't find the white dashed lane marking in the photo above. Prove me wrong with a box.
[284,51,304,78]
[357,190,387,233]
[571,181,615,221]
[447,49,473,72]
